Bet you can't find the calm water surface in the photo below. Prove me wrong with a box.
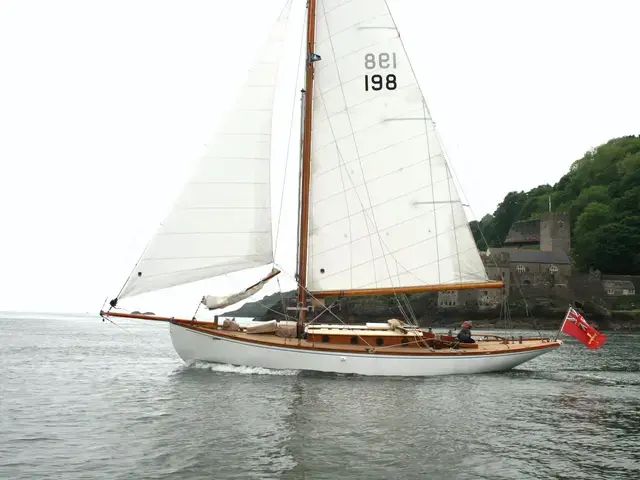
[1,313,638,479]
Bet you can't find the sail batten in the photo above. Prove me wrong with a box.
[118,3,293,300]
[306,0,488,294]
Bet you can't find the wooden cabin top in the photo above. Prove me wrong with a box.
[307,328,423,337]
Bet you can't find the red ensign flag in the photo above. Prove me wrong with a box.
[561,307,607,349]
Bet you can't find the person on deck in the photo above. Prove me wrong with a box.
[457,321,475,343]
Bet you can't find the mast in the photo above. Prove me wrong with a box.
[296,0,317,336]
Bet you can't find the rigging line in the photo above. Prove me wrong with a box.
[129,266,289,323]
[212,291,289,322]
[385,0,443,287]
[443,151,464,284]
[430,128,499,277]
[100,314,176,360]
[318,9,382,290]
[509,269,543,337]
[399,294,413,325]
[506,300,513,335]
[395,297,410,324]
[401,293,418,325]
[277,0,293,18]
[428,114,541,335]
[109,234,154,308]
[110,284,290,324]
[315,15,420,321]
[273,263,384,345]
[111,0,294,308]
[191,300,201,320]
[166,268,285,323]
[306,299,340,324]
[274,0,307,256]
[445,145,542,340]
[276,277,291,322]
[274,263,418,347]
[313,10,481,310]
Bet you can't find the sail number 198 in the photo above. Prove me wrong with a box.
[364,52,398,92]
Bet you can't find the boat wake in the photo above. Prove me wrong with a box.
[188,361,300,376]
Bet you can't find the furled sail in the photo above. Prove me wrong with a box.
[118,2,292,299]
[306,0,489,293]
[201,267,280,310]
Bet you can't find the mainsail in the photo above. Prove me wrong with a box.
[306,0,489,294]
[117,2,292,299]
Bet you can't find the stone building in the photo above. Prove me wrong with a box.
[602,277,637,296]
[438,252,509,309]
[484,211,572,291]
[437,211,572,307]
[437,211,640,308]
[501,212,571,254]
[485,248,572,288]
[500,219,540,247]
[540,212,571,253]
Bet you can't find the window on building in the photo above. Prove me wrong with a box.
[606,288,615,295]
[623,289,630,295]
[549,265,558,274]
[516,265,525,273]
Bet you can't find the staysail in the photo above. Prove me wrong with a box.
[306,0,490,294]
[117,2,292,299]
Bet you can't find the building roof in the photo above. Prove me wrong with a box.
[602,275,640,291]
[503,219,541,245]
[602,280,636,291]
[488,248,571,265]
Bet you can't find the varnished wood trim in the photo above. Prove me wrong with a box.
[99,310,216,329]
[100,311,173,322]
[307,332,414,347]
[296,0,318,329]
[311,281,504,298]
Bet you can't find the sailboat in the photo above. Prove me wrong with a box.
[100,0,562,376]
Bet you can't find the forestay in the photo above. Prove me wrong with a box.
[118,3,292,299]
[306,0,488,293]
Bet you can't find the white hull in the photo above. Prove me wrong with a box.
[170,323,560,377]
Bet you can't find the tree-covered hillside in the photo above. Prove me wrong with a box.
[470,135,640,274]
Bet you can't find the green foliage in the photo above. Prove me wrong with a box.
[473,135,640,274]
[574,202,611,237]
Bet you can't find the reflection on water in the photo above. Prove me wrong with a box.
[1,315,638,480]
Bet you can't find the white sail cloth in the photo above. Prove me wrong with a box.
[117,3,293,299]
[306,0,488,293]
[201,267,280,310]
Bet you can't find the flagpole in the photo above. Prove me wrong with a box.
[554,305,571,340]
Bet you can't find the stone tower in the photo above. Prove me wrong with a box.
[539,212,570,253]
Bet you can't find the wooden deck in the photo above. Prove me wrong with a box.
[178,322,560,357]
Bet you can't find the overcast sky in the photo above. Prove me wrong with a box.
[1,0,638,315]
